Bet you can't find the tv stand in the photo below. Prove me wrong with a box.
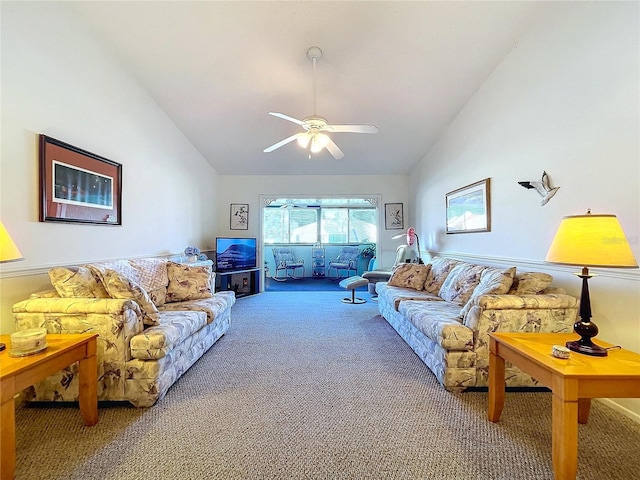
[216,267,260,298]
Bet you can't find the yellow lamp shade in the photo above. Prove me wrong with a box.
[545,213,638,268]
[0,221,23,263]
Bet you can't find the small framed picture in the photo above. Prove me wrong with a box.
[230,203,249,230]
[384,203,404,230]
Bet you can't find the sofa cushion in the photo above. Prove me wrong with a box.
[159,291,236,324]
[423,257,460,294]
[508,272,553,295]
[438,263,486,305]
[459,266,516,318]
[377,284,443,310]
[387,263,431,291]
[48,266,110,298]
[166,262,213,303]
[130,310,208,360]
[102,269,161,326]
[399,300,474,351]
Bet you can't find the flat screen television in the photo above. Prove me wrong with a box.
[216,237,257,272]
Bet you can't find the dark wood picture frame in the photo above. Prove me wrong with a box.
[39,135,122,225]
[445,178,491,234]
[230,203,249,230]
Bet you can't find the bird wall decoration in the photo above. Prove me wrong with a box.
[518,171,560,206]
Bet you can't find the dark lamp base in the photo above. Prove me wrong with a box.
[566,340,608,357]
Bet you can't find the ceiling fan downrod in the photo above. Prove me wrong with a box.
[307,46,322,116]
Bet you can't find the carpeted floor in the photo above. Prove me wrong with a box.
[14,292,640,479]
[264,276,345,292]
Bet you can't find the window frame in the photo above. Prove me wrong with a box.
[263,204,377,246]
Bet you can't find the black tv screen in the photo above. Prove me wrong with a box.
[216,237,257,271]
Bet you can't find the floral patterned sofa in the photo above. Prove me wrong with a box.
[12,258,235,407]
[376,257,579,391]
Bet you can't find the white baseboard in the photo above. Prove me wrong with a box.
[597,398,640,424]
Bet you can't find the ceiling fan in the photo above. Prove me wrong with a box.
[263,46,378,160]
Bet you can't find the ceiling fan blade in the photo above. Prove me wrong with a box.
[268,112,306,126]
[324,137,345,160]
[325,124,378,134]
[263,134,300,153]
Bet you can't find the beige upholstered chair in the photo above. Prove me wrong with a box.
[328,246,360,279]
[272,248,305,281]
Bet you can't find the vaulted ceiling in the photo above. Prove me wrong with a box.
[67,1,547,176]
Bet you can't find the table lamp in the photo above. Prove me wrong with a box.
[391,227,423,264]
[0,220,24,352]
[545,210,638,356]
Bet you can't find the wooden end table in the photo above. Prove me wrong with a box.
[0,333,99,480]
[488,332,640,480]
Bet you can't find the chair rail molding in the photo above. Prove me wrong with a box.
[0,253,191,280]
[428,251,640,282]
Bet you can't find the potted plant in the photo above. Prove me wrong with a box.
[360,243,376,259]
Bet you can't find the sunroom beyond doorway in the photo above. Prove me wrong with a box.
[261,196,380,290]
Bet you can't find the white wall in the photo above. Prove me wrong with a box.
[215,174,409,272]
[410,2,640,418]
[0,3,220,332]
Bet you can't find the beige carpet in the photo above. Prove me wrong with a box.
[14,292,640,479]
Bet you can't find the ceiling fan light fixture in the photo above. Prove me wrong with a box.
[297,133,311,148]
[310,133,330,153]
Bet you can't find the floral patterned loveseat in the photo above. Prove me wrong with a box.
[12,258,235,407]
[376,257,579,391]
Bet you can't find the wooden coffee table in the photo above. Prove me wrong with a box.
[0,333,99,480]
[488,332,640,480]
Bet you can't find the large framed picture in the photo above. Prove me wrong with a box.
[384,203,404,230]
[230,203,249,230]
[445,178,491,234]
[39,135,122,225]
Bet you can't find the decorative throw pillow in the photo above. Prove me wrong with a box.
[102,269,160,326]
[459,266,516,318]
[128,258,169,292]
[166,261,213,303]
[49,266,110,298]
[147,286,168,307]
[423,257,460,294]
[508,272,553,295]
[87,259,137,283]
[387,263,431,291]
[438,263,486,305]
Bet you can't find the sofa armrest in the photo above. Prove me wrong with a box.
[13,297,142,316]
[29,289,60,299]
[12,296,145,400]
[464,293,578,385]
[473,293,578,310]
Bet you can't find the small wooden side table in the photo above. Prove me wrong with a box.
[488,332,640,480]
[0,333,99,480]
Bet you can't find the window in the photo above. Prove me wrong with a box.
[320,208,376,243]
[263,199,377,245]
